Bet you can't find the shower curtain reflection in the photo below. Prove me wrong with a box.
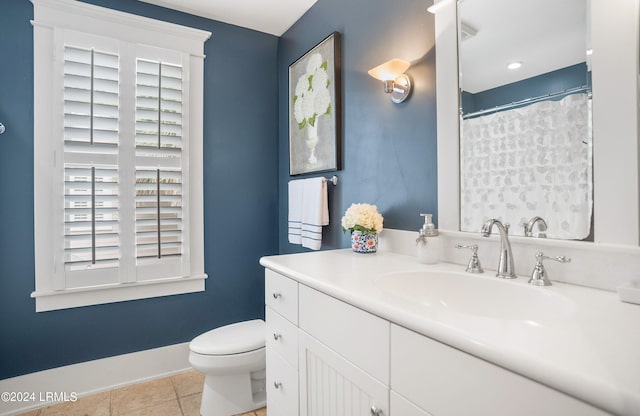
[460,93,592,239]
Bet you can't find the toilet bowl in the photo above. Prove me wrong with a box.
[189,319,266,416]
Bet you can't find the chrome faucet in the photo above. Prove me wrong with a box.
[524,216,548,238]
[481,219,517,279]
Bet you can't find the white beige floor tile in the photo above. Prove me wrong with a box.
[234,407,266,416]
[170,370,204,398]
[17,409,41,416]
[111,377,176,415]
[178,392,201,416]
[119,399,182,416]
[38,391,110,416]
[16,374,267,416]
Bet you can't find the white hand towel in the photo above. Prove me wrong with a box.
[288,180,304,244]
[301,177,329,250]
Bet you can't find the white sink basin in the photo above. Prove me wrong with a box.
[375,270,575,321]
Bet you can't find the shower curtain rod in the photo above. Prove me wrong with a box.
[461,85,591,120]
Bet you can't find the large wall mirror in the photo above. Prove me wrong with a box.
[457,0,593,240]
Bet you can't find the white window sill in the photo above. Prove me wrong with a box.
[31,274,207,312]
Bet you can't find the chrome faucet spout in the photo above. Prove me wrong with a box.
[524,216,548,238]
[481,219,517,279]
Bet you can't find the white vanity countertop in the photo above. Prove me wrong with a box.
[260,249,640,416]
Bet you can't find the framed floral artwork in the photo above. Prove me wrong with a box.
[289,32,341,175]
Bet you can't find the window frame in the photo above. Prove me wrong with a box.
[32,0,211,312]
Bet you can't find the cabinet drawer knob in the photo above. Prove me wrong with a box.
[370,405,383,416]
[272,291,281,299]
[273,333,282,341]
[274,381,282,389]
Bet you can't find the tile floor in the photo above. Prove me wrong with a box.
[17,370,267,416]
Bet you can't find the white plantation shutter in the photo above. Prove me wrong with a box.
[135,59,184,263]
[33,0,209,311]
[63,46,120,271]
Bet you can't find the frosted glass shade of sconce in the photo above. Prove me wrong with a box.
[368,58,412,103]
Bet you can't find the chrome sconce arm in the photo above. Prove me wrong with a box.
[368,59,413,103]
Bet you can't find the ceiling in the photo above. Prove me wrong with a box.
[137,0,587,91]
[138,0,318,36]
[459,0,588,93]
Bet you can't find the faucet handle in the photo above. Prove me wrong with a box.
[455,244,484,273]
[529,251,571,286]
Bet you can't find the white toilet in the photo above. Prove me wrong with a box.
[188,319,266,416]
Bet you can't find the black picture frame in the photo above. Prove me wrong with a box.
[289,32,342,175]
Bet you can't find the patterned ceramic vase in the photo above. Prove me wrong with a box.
[351,231,378,254]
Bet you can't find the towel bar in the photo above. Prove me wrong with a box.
[323,175,338,186]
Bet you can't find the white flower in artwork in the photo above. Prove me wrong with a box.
[311,67,328,92]
[293,95,304,124]
[302,88,317,120]
[313,88,331,116]
[306,53,323,74]
[295,74,308,98]
[293,52,332,130]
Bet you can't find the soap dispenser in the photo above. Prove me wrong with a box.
[416,213,440,264]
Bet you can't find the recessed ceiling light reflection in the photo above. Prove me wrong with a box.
[507,61,522,70]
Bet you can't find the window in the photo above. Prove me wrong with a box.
[32,0,211,311]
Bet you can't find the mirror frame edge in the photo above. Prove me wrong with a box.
[435,0,640,246]
[435,0,460,233]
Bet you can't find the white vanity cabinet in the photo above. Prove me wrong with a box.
[264,266,612,416]
[390,324,609,416]
[265,269,390,416]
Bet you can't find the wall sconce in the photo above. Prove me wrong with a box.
[368,59,412,104]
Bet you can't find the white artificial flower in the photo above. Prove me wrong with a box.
[306,53,323,74]
[341,203,384,233]
[340,208,357,229]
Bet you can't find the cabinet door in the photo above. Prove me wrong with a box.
[390,324,610,416]
[299,284,390,384]
[390,391,431,416]
[299,330,389,416]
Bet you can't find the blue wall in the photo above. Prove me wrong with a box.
[0,0,279,379]
[0,0,439,380]
[461,63,589,115]
[277,0,438,253]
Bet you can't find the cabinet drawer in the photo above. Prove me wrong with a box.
[390,324,609,416]
[265,269,298,324]
[266,306,298,369]
[266,347,298,416]
[299,284,390,384]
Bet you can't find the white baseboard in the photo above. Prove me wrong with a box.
[0,342,192,416]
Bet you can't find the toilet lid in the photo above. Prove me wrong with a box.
[190,319,265,355]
